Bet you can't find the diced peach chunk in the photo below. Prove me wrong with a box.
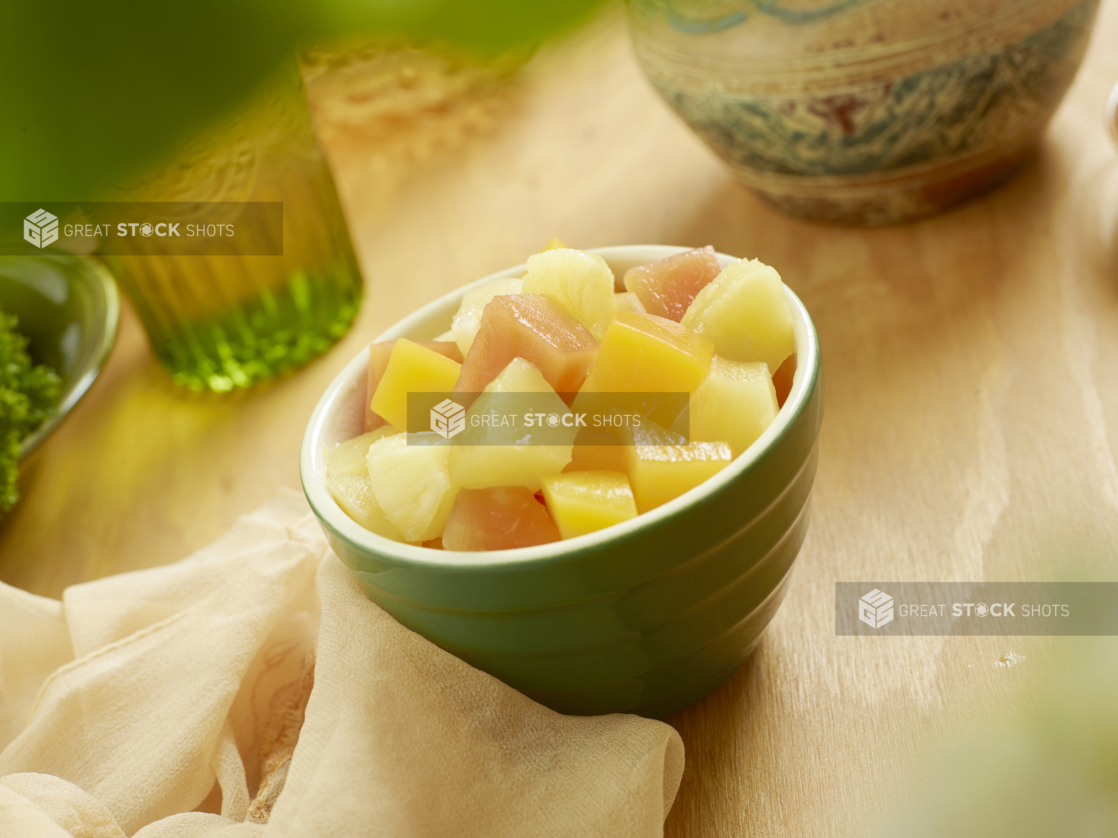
[454,294,598,398]
[521,248,616,340]
[623,246,721,322]
[369,339,462,432]
[681,258,795,374]
[366,340,462,431]
[683,356,778,457]
[579,311,714,406]
[442,487,560,551]
[623,422,732,513]
[540,471,638,539]
[565,424,628,474]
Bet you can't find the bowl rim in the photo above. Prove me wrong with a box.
[301,244,820,570]
[18,256,120,459]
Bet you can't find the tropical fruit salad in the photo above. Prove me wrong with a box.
[326,243,798,551]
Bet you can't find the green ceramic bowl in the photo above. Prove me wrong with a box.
[0,256,120,459]
[301,246,823,718]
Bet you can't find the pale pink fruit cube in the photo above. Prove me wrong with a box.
[453,294,598,399]
[442,487,560,551]
[623,246,721,322]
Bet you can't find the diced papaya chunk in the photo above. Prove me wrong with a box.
[624,422,732,513]
[684,356,778,457]
[443,487,560,551]
[325,425,399,476]
[366,433,458,543]
[540,471,638,539]
[521,248,616,340]
[450,278,523,357]
[623,246,721,322]
[454,294,598,398]
[369,339,462,432]
[366,340,462,431]
[681,258,795,374]
[327,474,408,542]
[449,358,575,491]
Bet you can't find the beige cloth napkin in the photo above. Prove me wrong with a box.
[0,491,684,837]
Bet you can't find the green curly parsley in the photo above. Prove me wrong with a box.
[1,310,62,513]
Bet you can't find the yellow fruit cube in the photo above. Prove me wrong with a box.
[542,237,568,251]
[612,291,646,317]
[624,422,732,513]
[579,311,714,402]
[682,357,778,457]
[326,474,408,542]
[370,339,462,432]
[520,248,616,340]
[366,433,458,542]
[540,471,638,539]
[681,258,794,374]
[325,425,399,476]
[449,358,575,491]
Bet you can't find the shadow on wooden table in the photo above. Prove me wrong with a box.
[664,639,769,837]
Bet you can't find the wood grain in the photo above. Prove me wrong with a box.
[3,5,1118,835]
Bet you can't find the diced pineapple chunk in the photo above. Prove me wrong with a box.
[370,339,462,432]
[325,425,399,476]
[366,433,458,542]
[327,474,408,542]
[623,246,721,322]
[443,487,560,551]
[624,422,732,513]
[612,292,646,317]
[540,471,638,539]
[450,278,523,356]
[454,294,598,397]
[579,311,714,398]
[683,356,778,458]
[449,358,575,491]
[681,258,795,374]
[542,237,568,251]
[366,340,461,431]
[520,248,616,340]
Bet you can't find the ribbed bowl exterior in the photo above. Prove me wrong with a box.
[305,247,823,718]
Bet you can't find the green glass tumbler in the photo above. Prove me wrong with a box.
[100,61,363,392]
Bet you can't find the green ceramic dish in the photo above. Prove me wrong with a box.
[301,246,823,718]
[0,256,120,459]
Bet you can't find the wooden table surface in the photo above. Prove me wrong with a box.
[4,5,1118,836]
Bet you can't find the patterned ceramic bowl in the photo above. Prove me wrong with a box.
[302,246,823,718]
[628,0,1100,224]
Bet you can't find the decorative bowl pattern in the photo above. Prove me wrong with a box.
[628,0,1099,224]
[301,246,823,718]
